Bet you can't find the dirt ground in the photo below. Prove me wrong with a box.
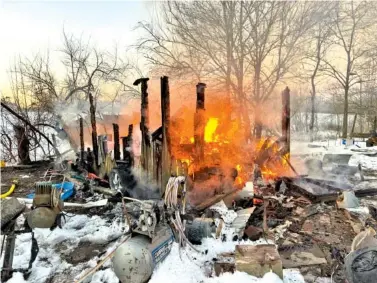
[0,162,62,198]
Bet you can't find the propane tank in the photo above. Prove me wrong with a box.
[112,225,174,283]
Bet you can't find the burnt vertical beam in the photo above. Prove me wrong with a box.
[79,117,85,166]
[122,124,134,167]
[194,83,206,165]
[134,78,151,176]
[161,76,171,193]
[113,123,120,160]
[89,92,99,169]
[282,87,290,158]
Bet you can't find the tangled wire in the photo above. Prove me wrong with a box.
[164,176,200,252]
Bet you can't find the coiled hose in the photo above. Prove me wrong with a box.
[164,176,200,252]
[1,180,18,199]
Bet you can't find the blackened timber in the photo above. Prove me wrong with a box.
[113,123,120,160]
[79,117,85,166]
[122,124,134,167]
[88,92,99,168]
[194,83,206,164]
[161,76,171,194]
[282,87,290,158]
[134,78,152,176]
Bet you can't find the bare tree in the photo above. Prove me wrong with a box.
[302,20,333,141]
[323,1,377,138]
[137,1,330,139]
[3,31,138,165]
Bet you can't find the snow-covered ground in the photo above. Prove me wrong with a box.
[2,204,307,283]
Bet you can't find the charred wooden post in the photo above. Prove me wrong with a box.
[134,78,152,176]
[151,127,163,186]
[161,76,172,193]
[88,92,99,168]
[194,83,206,164]
[122,124,134,167]
[113,123,120,160]
[281,87,290,158]
[79,117,85,166]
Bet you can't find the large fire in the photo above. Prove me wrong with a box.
[170,98,292,188]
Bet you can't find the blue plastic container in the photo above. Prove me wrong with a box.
[26,182,75,201]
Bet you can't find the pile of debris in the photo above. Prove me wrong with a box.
[1,77,377,283]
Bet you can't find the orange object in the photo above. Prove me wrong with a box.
[87,173,99,179]
[253,198,263,205]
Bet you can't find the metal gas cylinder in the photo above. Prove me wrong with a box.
[112,225,174,283]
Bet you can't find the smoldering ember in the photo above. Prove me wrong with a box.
[1,2,377,283]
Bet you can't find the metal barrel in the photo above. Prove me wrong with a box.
[185,218,216,244]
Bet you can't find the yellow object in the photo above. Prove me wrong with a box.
[1,180,18,199]
[0,160,5,168]
[99,153,115,179]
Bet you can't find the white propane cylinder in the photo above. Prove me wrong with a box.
[112,226,174,283]
[112,236,153,283]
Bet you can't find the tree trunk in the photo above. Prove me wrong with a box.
[14,125,31,164]
[310,89,316,142]
[342,87,349,138]
[350,114,357,138]
[254,63,263,139]
[88,92,98,168]
[1,102,59,156]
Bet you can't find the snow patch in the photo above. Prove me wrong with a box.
[150,237,302,283]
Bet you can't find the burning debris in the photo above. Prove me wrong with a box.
[1,77,377,283]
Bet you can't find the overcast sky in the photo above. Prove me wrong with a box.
[0,0,152,92]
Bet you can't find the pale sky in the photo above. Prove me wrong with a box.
[0,0,153,93]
